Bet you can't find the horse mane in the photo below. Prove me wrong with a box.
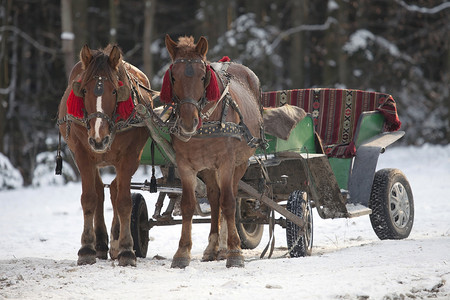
[80,45,125,90]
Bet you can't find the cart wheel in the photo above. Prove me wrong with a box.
[369,168,414,240]
[235,198,264,249]
[131,193,149,258]
[286,190,313,257]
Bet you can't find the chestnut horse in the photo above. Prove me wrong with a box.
[160,35,264,268]
[57,45,152,266]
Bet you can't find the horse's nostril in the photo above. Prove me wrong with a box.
[88,137,95,147]
[102,136,110,147]
[193,118,199,128]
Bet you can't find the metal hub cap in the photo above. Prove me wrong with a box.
[389,182,410,229]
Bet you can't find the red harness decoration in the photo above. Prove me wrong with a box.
[115,81,134,121]
[66,82,84,118]
[205,64,220,101]
[160,62,221,104]
[160,65,173,103]
[66,81,134,121]
[219,56,230,62]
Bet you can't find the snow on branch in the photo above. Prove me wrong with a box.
[268,17,338,54]
[395,0,450,14]
[0,26,59,55]
[343,29,414,63]
[0,86,12,95]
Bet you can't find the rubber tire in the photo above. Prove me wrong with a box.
[131,193,149,258]
[235,198,264,249]
[286,190,313,257]
[369,168,414,240]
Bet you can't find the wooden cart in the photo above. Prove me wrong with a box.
[126,88,414,258]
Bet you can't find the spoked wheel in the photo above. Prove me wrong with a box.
[369,168,414,240]
[286,190,313,257]
[235,198,264,249]
[131,193,149,258]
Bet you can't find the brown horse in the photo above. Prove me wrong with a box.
[161,35,263,268]
[57,45,152,266]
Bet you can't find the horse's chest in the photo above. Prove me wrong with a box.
[173,138,239,170]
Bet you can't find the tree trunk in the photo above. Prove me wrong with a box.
[324,0,349,86]
[73,0,88,56]
[61,0,75,79]
[109,0,118,44]
[0,0,12,154]
[288,0,307,88]
[143,0,157,80]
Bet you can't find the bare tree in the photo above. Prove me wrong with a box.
[61,0,75,78]
[109,0,118,44]
[143,0,157,79]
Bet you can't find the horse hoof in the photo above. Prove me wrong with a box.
[226,254,245,268]
[109,240,119,260]
[171,257,190,269]
[77,247,96,265]
[217,249,227,261]
[202,251,217,262]
[118,251,137,267]
[96,250,108,260]
[96,244,109,260]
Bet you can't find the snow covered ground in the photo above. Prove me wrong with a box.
[1,144,449,299]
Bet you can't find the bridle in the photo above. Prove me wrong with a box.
[167,58,213,115]
[76,76,117,132]
[71,74,131,133]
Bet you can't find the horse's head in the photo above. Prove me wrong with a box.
[162,35,220,137]
[74,45,130,153]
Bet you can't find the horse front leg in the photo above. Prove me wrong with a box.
[199,170,220,262]
[113,173,136,267]
[94,170,108,260]
[171,167,197,268]
[220,165,245,268]
[77,168,98,265]
[108,178,120,260]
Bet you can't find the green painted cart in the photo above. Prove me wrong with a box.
[129,88,414,259]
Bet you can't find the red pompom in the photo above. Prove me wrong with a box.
[205,65,220,101]
[160,65,173,103]
[66,85,84,118]
[219,56,230,62]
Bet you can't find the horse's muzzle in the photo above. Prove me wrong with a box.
[88,135,111,152]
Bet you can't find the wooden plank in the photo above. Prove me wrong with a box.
[238,180,306,229]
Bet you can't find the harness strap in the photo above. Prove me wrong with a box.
[201,84,229,120]
[55,132,63,175]
[195,121,243,140]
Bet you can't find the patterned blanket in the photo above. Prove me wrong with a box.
[261,88,401,158]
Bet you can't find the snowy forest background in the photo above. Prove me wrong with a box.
[0,0,449,187]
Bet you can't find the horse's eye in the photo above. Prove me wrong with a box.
[201,76,206,81]
[112,90,117,95]
[82,89,86,95]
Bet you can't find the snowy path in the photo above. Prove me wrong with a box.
[1,144,449,299]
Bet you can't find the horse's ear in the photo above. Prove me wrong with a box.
[80,44,92,70]
[72,81,83,97]
[108,45,122,70]
[195,36,208,58]
[116,85,131,102]
[165,34,178,60]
